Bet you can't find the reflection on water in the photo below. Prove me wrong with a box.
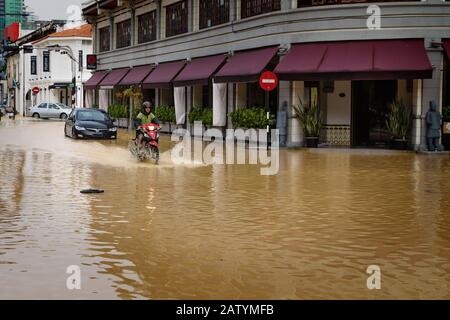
[0,120,450,299]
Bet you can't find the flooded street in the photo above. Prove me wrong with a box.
[1,119,450,300]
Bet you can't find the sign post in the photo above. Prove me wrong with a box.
[259,71,279,150]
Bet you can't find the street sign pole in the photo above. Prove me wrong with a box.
[266,90,270,150]
[259,71,279,150]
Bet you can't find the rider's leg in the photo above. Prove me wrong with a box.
[137,133,144,151]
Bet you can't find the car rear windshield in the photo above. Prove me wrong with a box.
[77,110,110,122]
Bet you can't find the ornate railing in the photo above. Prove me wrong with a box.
[320,125,351,146]
[297,0,421,7]
[241,0,281,19]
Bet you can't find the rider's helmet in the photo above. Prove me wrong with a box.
[142,101,153,115]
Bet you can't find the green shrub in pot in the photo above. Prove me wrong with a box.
[292,97,323,139]
[385,99,412,141]
[108,104,129,119]
[230,107,275,129]
[188,106,204,124]
[443,106,450,122]
[202,108,213,126]
[292,97,323,147]
[155,106,176,123]
[188,107,213,126]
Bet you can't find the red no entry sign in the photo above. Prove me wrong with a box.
[259,71,278,92]
[32,87,40,94]
[87,54,97,70]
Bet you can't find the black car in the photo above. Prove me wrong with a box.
[65,108,118,139]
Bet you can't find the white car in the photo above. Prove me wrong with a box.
[29,102,73,120]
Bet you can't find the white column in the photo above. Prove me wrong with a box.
[213,83,227,126]
[174,86,186,124]
[288,81,304,147]
[412,79,423,150]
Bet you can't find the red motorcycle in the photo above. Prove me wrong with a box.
[129,123,161,164]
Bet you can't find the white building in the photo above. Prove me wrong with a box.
[5,22,65,116]
[28,24,93,111]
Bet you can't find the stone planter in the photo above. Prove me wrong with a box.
[305,137,319,148]
[159,122,175,134]
[389,139,409,150]
[115,118,129,128]
[233,127,263,144]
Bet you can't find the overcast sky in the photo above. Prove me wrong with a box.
[25,0,85,21]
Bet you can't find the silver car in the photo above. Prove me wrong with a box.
[29,102,73,120]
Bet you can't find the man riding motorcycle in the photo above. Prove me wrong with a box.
[134,101,160,152]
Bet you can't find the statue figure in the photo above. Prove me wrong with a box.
[426,101,442,151]
[277,102,288,147]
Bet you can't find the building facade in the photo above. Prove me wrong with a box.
[29,24,93,110]
[1,0,24,41]
[6,23,93,116]
[82,0,450,150]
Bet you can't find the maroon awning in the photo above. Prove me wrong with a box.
[142,61,186,89]
[275,39,433,81]
[99,68,130,88]
[443,39,450,60]
[173,55,227,87]
[84,70,109,89]
[214,46,279,83]
[119,65,154,86]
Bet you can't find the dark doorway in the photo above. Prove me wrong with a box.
[143,89,156,106]
[202,84,212,108]
[352,80,397,147]
[246,82,278,114]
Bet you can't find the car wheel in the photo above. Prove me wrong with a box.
[32,113,40,119]
[60,113,68,120]
[72,128,78,139]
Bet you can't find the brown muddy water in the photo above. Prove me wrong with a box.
[0,119,450,299]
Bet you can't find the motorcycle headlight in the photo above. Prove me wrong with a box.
[109,127,117,132]
[149,126,155,131]
[75,126,86,131]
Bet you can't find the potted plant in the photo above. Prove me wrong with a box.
[230,107,275,130]
[229,107,275,143]
[108,104,129,128]
[386,99,412,150]
[155,105,176,133]
[188,106,204,124]
[292,97,323,148]
[443,105,450,132]
[202,108,213,128]
[188,106,214,134]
